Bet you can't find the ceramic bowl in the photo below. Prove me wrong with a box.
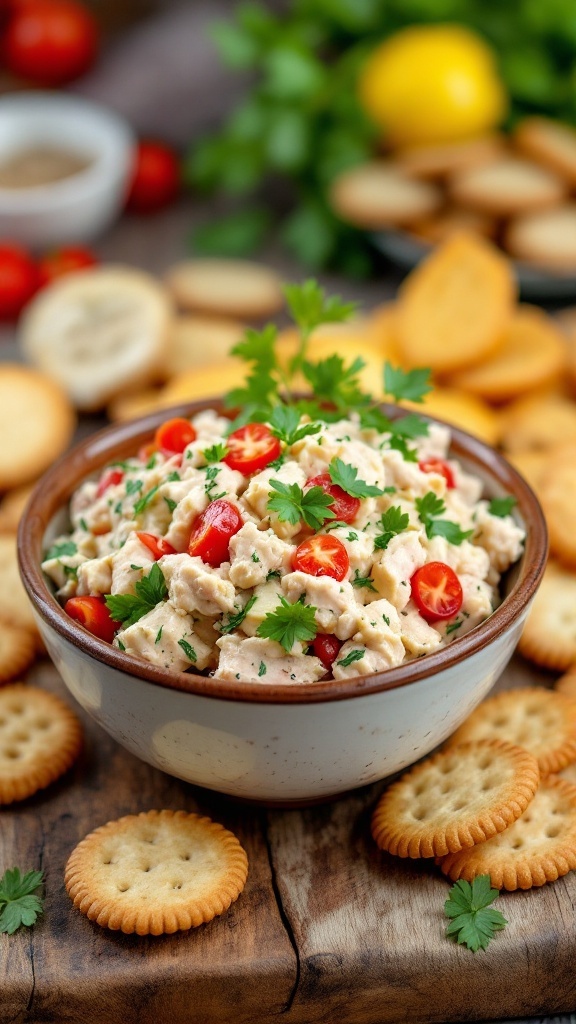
[19,400,547,804]
[0,92,134,247]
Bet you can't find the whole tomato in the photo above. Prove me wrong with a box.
[126,141,180,213]
[38,245,97,287]
[0,244,39,320]
[3,0,98,85]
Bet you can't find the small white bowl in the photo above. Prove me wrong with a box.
[0,92,135,247]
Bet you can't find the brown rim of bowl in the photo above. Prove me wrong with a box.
[19,398,548,706]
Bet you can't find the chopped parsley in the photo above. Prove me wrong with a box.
[178,638,197,663]
[125,479,143,496]
[267,405,321,446]
[251,552,260,563]
[445,619,463,635]
[45,539,77,561]
[257,596,318,652]
[488,496,517,518]
[105,562,167,627]
[351,570,377,592]
[134,484,160,515]
[164,497,177,514]
[155,626,163,645]
[374,506,410,550]
[267,480,336,530]
[416,492,473,546]
[328,458,384,498]
[258,661,267,677]
[337,648,365,668]
[219,594,258,635]
[202,442,229,464]
[266,569,282,581]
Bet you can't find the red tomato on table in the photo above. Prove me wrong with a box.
[126,141,180,213]
[0,244,39,320]
[410,561,463,622]
[224,423,281,475]
[64,595,119,643]
[306,473,360,524]
[38,246,97,288]
[4,0,98,85]
[292,535,349,582]
[188,499,243,567]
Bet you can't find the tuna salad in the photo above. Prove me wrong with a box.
[43,407,525,685]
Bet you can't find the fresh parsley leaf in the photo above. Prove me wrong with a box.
[0,867,44,935]
[267,480,336,530]
[416,492,446,521]
[324,519,353,533]
[351,570,377,592]
[267,405,321,446]
[444,875,507,952]
[202,442,230,464]
[390,413,429,440]
[374,506,410,550]
[125,479,143,496]
[488,496,517,518]
[105,563,167,628]
[44,539,77,561]
[178,638,197,663]
[226,324,280,413]
[337,648,365,668]
[328,458,383,498]
[219,594,258,635]
[301,354,369,415]
[134,484,160,515]
[383,363,432,404]
[284,280,356,336]
[416,491,473,546]
[257,596,318,652]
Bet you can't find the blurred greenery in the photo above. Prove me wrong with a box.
[185,0,576,274]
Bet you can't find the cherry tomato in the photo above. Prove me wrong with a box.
[38,245,97,288]
[418,458,456,489]
[136,531,176,560]
[0,243,39,320]
[312,633,342,671]
[126,140,180,213]
[154,417,196,456]
[4,0,98,85]
[188,499,243,567]
[95,467,124,499]
[306,473,361,524]
[64,595,119,643]
[292,534,350,582]
[137,441,157,463]
[410,561,463,622]
[223,423,281,475]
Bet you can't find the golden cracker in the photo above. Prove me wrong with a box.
[506,450,547,498]
[449,156,566,217]
[401,386,501,447]
[65,809,248,935]
[0,683,82,804]
[438,775,576,890]
[371,739,539,859]
[514,117,576,188]
[163,315,247,379]
[397,134,504,179]
[500,392,576,455]
[555,667,576,701]
[164,259,284,320]
[518,560,576,671]
[445,687,576,776]
[505,205,576,273]
[329,160,442,228]
[408,207,496,246]
[540,443,576,568]
[0,483,36,534]
[0,365,75,490]
[0,534,38,635]
[0,621,36,684]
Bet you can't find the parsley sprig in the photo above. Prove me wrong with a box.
[105,563,167,628]
[267,405,321,447]
[44,539,77,561]
[374,506,410,550]
[202,442,229,464]
[328,458,383,498]
[219,594,258,635]
[267,480,336,530]
[257,596,318,652]
[444,875,507,952]
[0,867,44,935]
[416,492,473,546]
[488,496,517,518]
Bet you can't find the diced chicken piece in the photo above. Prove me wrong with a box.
[398,601,443,656]
[110,534,154,596]
[338,438,386,489]
[162,481,209,551]
[161,554,236,616]
[473,504,525,576]
[452,465,483,505]
[281,572,359,639]
[426,537,491,579]
[240,580,285,637]
[371,531,427,610]
[288,431,341,478]
[380,449,442,498]
[76,553,113,597]
[228,522,294,589]
[189,614,221,669]
[191,409,232,441]
[324,525,374,577]
[42,550,86,594]
[436,575,494,642]
[412,422,451,461]
[242,461,307,539]
[70,480,97,526]
[332,621,405,679]
[443,490,476,532]
[115,601,213,672]
[216,635,325,684]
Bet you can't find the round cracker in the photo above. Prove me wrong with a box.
[164,259,283,320]
[163,315,247,379]
[438,775,576,890]
[401,386,501,446]
[107,388,165,423]
[0,483,36,534]
[500,391,576,454]
[514,117,576,188]
[329,161,442,228]
[506,450,547,498]
[0,683,82,804]
[449,156,567,217]
[0,365,75,490]
[371,739,540,859]
[540,443,576,567]
[0,534,39,634]
[505,205,576,273]
[65,809,248,935]
[159,359,248,406]
[408,207,496,246]
[445,687,576,776]
[555,667,576,701]
[0,621,36,684]
[519,560,576,671]
[395,232,515,374]
[397,134,504,179]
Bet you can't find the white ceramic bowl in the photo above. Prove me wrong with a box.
[19,401,547,804]
[0,92,134,247]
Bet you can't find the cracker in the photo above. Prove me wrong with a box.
[164,259,283,320]
[401,385,500,446]
[449,156,566,216]
[539,443,576,567]
[65,809,248,935]
[0,621,36,684]
[0,483,36,533]
[450,305,567,402]
[445,687,576,776]
[0,365,75,490]
[555,667,576,701]
[506,450,547,497]
[371,739,539,859]
[397,134,504,179]
[329,161,442,228]
[0,683,82,804]
[500,391,576,454]
[395,233,515,373]
[0,534,38,634]
[107,388,165,424]
[558,762,576,785]
[159,359,249,406]
[514,117,576,188]
[408,207,497,246]
[518,560,576,671]
[438,775,576,890]
[163,315,247,379]
[505,205,576,273]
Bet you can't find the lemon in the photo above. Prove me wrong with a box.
[358,25,507,146]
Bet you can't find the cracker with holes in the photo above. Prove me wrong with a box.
[0,683,82,804]
[519,560,576,671]
[371,739,539,859]
[437,775,576,890]
[65,809,249,935]
[445,687,576,776]
[0,621,36,684]
[540,443,576,569]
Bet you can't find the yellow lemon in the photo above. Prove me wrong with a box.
[358,24,507,146]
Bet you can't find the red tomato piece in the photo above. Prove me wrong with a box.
[0,243,39,320]
[410,561,463,622]
[312,633,343,671]
[223,423,281,475]
[64,595,119,643]
[306,473,361,524]
[126,140,180,213]
[188,499,243,567]
[4,0,98,85]
[137,441,157,463]
[95,467,124,498]
[38,245,97,287]
[154,417,196,455]
[418,458,456,489]
[292,535,350,582]
[136,531,176,560]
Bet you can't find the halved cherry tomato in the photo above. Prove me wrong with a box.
[38,245,97,287]
[306,473,360,524]
[418,458,455,489]
[223,423,281,475]
[188,499,243,567]
[136,531,176,560]
[410,561,463,622]
[95,467,124,498]
[64,596,119,643]
[292,535,349,581]
[312,633,343,671]
[154,417,196,456]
